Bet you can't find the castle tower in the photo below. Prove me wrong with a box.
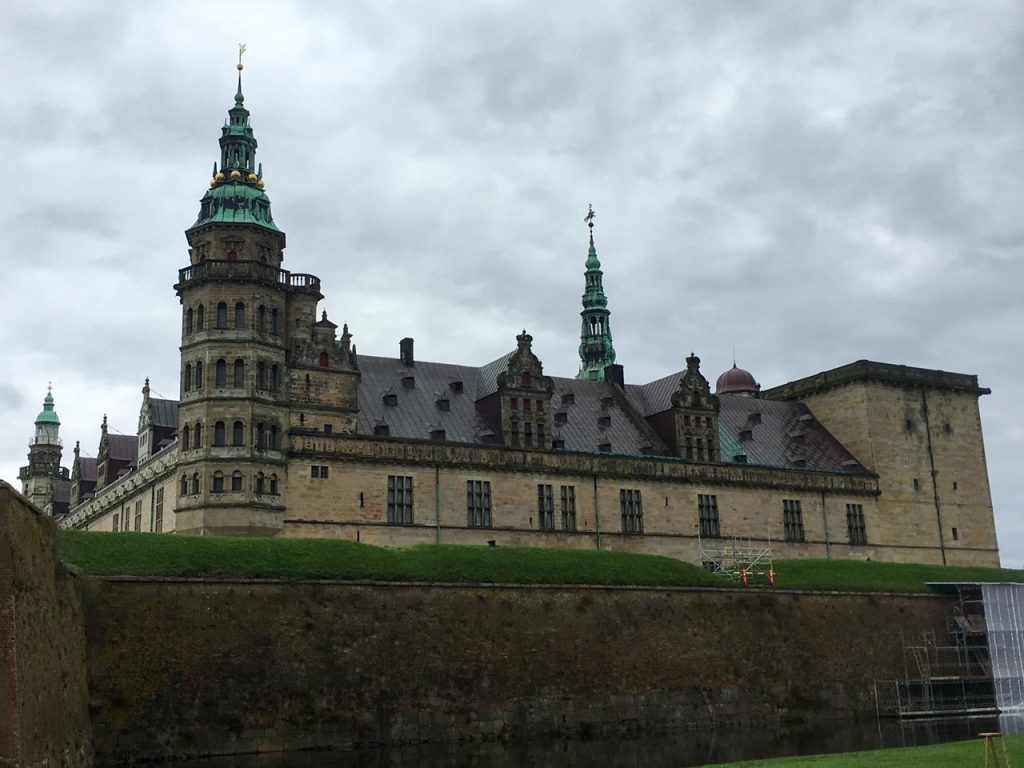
[577,206,617,380]
[18,386,64,511]
[172,56,321,535]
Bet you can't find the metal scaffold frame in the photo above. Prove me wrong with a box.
[699,531,774,586]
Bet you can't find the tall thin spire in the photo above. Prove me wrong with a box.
[577,205,617,381]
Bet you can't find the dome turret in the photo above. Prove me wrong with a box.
[715,364,760,396]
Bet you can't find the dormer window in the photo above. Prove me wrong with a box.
[598,415,611,428]
[598,442,612,453]
[436,397,450,412]
[430,428,446,441]
[450,380,464,394]
[562,393,575,406]
[555,412,568,425]
[383,392,398,406]
[740,429,753,442]
[401,375,415,389]
[521,371,531,386]
[601,396,615,409]
[552,439,565,450]
[374,423,390,437]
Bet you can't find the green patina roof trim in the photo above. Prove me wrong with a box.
[35,390,60,425]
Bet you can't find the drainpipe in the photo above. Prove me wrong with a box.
[920,390,947,565]
[820,489,832,560]
[593,474,602,550]
[434,464,441,545]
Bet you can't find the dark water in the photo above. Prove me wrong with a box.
[159,716,1000,767]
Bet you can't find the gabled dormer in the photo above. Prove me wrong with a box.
[497,331,554,449]
[671,353,721,462]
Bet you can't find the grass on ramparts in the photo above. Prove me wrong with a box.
[59,530,1024,592]
[698,733,1024,767]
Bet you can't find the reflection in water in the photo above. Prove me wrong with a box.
[159,716,1000,768]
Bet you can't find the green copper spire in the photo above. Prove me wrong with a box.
[35,385,60,426]
[577,205,617,381]
[190,49,280,232]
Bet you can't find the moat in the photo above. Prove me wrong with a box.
[145,716,999,768]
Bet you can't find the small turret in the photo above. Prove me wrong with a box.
[18,385,64,513]
[577,205,617,381]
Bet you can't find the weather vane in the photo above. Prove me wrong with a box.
[237,43,247,70]
[584,203,596,230]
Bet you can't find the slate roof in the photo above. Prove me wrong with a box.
[109,434,139,464]
[149,398,179,428]
[353,353,868,474]
[78,457,98,482]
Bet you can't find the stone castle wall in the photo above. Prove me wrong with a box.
[81,575,951,762]
[0,483,92,768]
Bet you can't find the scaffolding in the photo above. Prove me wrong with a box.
[699,532,774,586]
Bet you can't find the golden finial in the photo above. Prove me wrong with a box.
[237,43,247,71]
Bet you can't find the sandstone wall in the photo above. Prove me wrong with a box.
[0,482,92,768]
[80,575,951,762]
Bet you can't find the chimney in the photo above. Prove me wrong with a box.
[604,364,624,388]
[400,337,414,367]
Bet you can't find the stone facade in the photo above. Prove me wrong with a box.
[42,72,1000,568]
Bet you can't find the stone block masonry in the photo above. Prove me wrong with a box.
[81,575,950,763]
[0,482,92,768]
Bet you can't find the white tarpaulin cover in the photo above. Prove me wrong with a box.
[983,584,1024,712]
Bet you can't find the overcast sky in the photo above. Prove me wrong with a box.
[2,1,1021,563]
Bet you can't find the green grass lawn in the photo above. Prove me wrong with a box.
[698,733,1024,767]
[58,530,1024,592]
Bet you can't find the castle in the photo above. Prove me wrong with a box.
[21,66,999,567]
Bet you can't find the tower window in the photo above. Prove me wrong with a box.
[232,420,244,447]
[231,471,243,492]
[194,421,203,447]
[256,472,265,494]
[195,361,204,390]
[257,362,267,389]
[186,307,194,334]
[213,421,226,447]
[216,359,227,387]
[234,359,245,388]
[212,472,225,493]
[184,363,192,393]
[235,302,245,329]
[271,365,279,391]
[181,425,190,451]
[256,422,265,449]
[196,304,205,331]
[271,308,279,335]
[191,473,200,495]
[269,425,279,450]
[257,305,266,332]
[216,302,228,329]
[270,474,279,495]
[180,475,188,497]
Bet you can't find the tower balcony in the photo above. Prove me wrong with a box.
[176,260,322,298]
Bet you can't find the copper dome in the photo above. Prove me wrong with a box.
[716,364,760,396]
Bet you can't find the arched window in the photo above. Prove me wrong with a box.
[216,302,227,329]
[191,473,200,495]
[257,305,266,332]
[319,351,330,367]
[232,420,244,446]
[255,472,265,494]
[180,475,188,496]
[214,421,226,446]
[194,421,203,447]
[235,301,245,329]
[195,361,204,390]
[186,307,194,334]
[212,471,225,493]
[231,471,243,492]
[270,308,279,335]
[184,363,192,393]
[256,422,265,450]
[196,304,205,330]
[269,424,279,450]
[257,362,267,389]
[271,365,279,391]
[234,359,245,388]
[215,359,227,387]
[269,474,279,495]
[181,425,190,451]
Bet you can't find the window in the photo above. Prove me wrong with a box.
[216,301,228,329]
[524,422,532,447]
[952,527,959,541]
[214,421,226,447]
[112,513,119,531]
[511,397,518,410]
[537,484,555,530]
[509,422,519,446]
[536,400,544,412]
[269,474,279,495]
[698,494,720,538]
[524,399,531,413]
[387,476,414,525]
[537,422,545,446]
[846,504,867,545]
[783,499,804,542]
[184,363,192,392]
[181,425,190,450]
[685,437,693,460]
[257,362,267,389]
[134,501,142,532]
[191,473,200,495]
[235,301,245,329]
[231,471,243,492]
[194,421,203,447]
[257,305,266,332]
[212,472,225,493]
[320,351,330,367]
[232,420,244,446]
[154,488,164,533]
[324,424,333,434]
[621,489,643,533]
[466,480,492,527]
[234,359,245,387]
[186,307,194,334]
[180,476,188,496]
[271,365,279,391]
[196,304,205,330]
[255,472,265,494]
[216,359,227,387]
[913,478,920,492]
[256,422,265,449]
[271,308,279,335]
[311,465,329,479]
[195,361,204,390]
[560,485,576,530]
[269,425,279,450]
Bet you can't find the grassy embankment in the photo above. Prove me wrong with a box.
[697,734,1024,767]
[59,530,1024,591]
